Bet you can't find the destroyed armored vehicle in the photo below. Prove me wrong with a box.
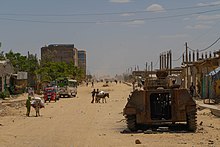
[123,71,197,132]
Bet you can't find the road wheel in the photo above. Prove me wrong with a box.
[126,115,137,131]
[187,108,197,132]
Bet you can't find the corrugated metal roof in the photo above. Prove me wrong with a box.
[208,66,220,76]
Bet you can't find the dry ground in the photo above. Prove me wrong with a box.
[0,82,220,147]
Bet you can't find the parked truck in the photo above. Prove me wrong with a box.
[56,77,78,98]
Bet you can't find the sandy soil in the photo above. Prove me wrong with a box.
[0,82,220,147]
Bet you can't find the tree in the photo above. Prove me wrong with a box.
[5,50,39,73]
[66,62,84,81]
[5,50,40,88]
[36,61,83,82]
[5,50,28,72]
[5,50,84,83]
[27,53,39,74]
[0,50,5,60]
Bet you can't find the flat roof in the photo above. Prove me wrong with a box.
[48,44,74,48]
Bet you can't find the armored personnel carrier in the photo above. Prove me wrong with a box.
[123,70,197,132]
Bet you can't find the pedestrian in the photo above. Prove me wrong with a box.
[91,81,94,87]
[91,89,96,103]
[190,82,195,97]
[132,81,135,91]
[96,89,99,94]
[95,89,100,103]
[26,95,31,117]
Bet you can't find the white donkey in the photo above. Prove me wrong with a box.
[95,91,109,103]
[31,97,44,117]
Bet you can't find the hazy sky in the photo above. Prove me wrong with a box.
[0,0,220,77]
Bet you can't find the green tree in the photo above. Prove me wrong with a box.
[0,50,5,60]
[5,50,39,73]
[36,61,83,82]
[27,53,39,73]
[5,50,28,72]
[66,62,84,81]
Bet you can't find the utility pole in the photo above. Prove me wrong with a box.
[146,62,148,71]
[151,61,153,78]
[145,62,148,78]
[169,50,172,75]
[185,42,188,89]
[167,51,169,70]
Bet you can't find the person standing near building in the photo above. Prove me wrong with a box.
[190,82,195,97]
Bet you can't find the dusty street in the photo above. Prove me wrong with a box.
[1,82,220,147]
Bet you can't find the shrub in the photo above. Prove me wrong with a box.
[0,91,10,99]
[0,92,6,99]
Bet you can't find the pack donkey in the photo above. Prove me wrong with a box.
[95,91,109,103]
[31,97,44,117]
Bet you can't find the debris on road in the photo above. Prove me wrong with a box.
[135,139,141,144]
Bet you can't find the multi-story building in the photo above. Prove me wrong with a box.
[41,44,86,77]
[41,44,78,65]
[73,48,78,67]
[78,50,86,76]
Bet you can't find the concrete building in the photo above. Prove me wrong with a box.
[73,48,78,67]
[41,44,78,65]
[41,44,87,77]
[181,50,220,99]
[78,50,86,76]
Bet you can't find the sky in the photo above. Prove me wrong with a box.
[0,0,220,78]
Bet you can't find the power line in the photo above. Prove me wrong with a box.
[0,17,95,24]
[173,36,220,62]
[153,57,159,68]
[1,8,220,24]
[0,3,220,17]
[188,36,220,52]
[172,51,185,62]
[188,20,220,44]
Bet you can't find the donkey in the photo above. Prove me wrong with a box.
[34,99,41,117]
[95,91,109,103]
[31,97,44,117]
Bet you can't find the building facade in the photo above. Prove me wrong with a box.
[73,48,78,67]
[41,44,87,78]
[41,44,78,65]
[78,50,86,76]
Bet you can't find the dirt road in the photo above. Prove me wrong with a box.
[1,82,220,147]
